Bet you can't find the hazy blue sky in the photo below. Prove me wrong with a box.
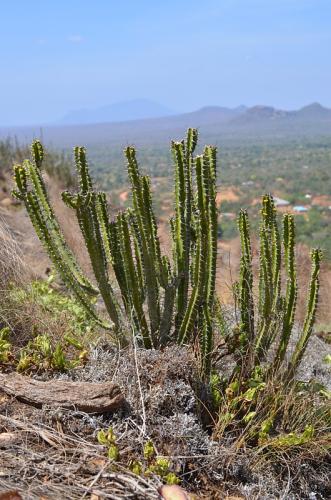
[1,0,330,125]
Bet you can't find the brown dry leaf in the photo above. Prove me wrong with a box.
[88,458,107,468]
[85,457,108,474]
[0,394,9,404]
[0,492,23,500]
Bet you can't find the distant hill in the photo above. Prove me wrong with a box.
[1,103,331,148]
[295,102,331,119]
[156,105,247,130]
[232,105,290,124]
[60,99,176,124]
[232,103,331,125]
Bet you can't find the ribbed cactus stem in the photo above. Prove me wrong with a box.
[24,144,97,296]
[13,160,98,299]
[95,192,114,268]
[74,146,93,194]
[31,139,44,168]
[274,214,297,366]
[177,155,205,344]
[200,306,213,377]
[255,194,282,359]
[271,206,282,309]
[237,209,254,343]
[24,191,107,327]
[172,141,187,323]
[117,211,151,347]
[234,196,322,379]
[141,175,163,273]
[12,164,27,199]
[177,149,215,362]
[76,192,120,329]
[204,145,218,310]
[185,127,198,157]
[127,210,145,302]
[107,219,130,307]
[286,248,322,378]
[159,256,176,345]
[126,146,160,340]
[182,128,197,297]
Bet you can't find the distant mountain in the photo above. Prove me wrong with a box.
[118,105,247,133]
[173,105,247,125]
[232,105,290,123]
[232,103,331,126]
[1,103,331,147]
[60,99,176,124]
[295,102,331,119]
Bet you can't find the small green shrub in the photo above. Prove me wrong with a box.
[1,275,93,372]
[97,427,120,461]
[16,332,78,372]
[4,272,95,342]
[15,332,86,372]
[97,431,180,484]
[0,327,12,363]
[0,328,84,373]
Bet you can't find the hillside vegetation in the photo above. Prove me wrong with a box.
[0,130,330,498]
[88,138,331,261]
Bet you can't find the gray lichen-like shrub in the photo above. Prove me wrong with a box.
[12,129,218,376]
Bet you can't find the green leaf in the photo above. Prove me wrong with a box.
[165,472,180,485]
[143,440,156,460]
[108,444,119,461]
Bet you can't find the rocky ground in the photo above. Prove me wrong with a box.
[1,341,330,499]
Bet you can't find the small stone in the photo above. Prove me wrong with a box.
[159,484,189,500]
[0,432,19,448]
[0,198,12,207]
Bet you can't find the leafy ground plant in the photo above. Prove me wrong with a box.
[0,273,93,372]
[97,427,180,486]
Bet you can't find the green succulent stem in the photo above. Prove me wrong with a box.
[286,248,322,378]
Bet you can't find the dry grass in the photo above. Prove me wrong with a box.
[0,412,161,500]
[48,178,94,281]
[0,214,28,288]
[0,285,83,348]
[0,215,34,344]
[0,214,81,347]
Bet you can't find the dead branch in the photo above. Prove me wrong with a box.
[0,372,124,413]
